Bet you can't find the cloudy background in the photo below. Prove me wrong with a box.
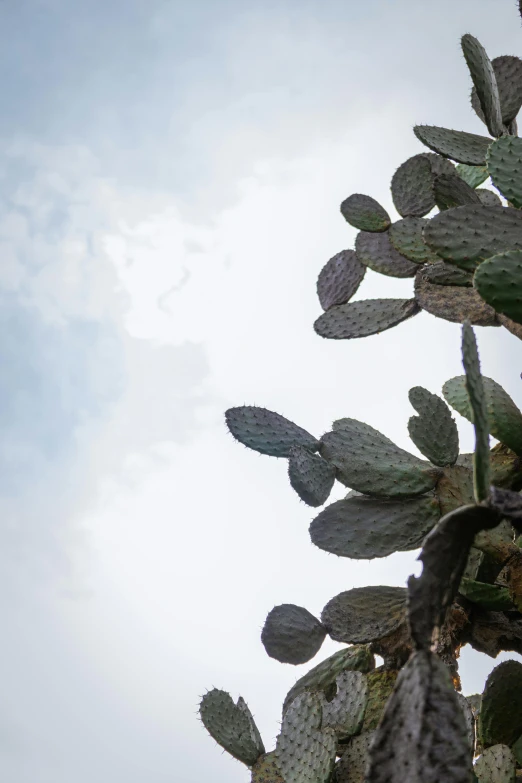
[1,0,521,780]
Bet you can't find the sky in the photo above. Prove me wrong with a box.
[0,0,521,780]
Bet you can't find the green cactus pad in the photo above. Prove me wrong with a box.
[367,651,473,783]
[261,604,326,665]
[321,671,369,739]
[442,375,522,456]
[423,205,522,271]
[423,260,473,287]
[433,172,482,210]
[389,217,441,264]
[288,446,336,507]
[458,578,515,611]
[414,267,499,326]
[362,669,398,732]
[471,55,522,126]
[340,194,391,232]
[461,34,503,138]
[282,646,375,716]
[479,660,522,748]
[199,689,265,766]
[414,125,492,165]
[475,745,516,783]
[487,137,522,208]
[457,163,490,188]
[319,420,441,498]
[391,154,436,217]
[309,493,440,559]
[425,152,457,177]
[225,406,319,458]
[477,188,503,206]
[462,323,490,502]
[407,386,460,466]
[251,752,284,783]
[276,692,337,783]
[354,230,418,278]
[317,250,366,311]
[314,298,420,340]
[334,732,375,783]
[321,586,407,644]
[474,251,522,326]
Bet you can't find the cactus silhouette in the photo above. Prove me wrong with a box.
[199,7,522,783]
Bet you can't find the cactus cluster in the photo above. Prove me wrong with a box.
[199,8,522,783]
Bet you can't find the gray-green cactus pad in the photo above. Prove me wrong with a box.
[414,125,492,165]
[458,578,514,611]
[442,375,522,456]
[389,217,441,264]
[479,660,522,748]
[471,55,522,126]
[474,251,522,326]
[456,691,476,754]
[408,386,460,466]
[261,604,326,665]
[414,266,499,326]
[282,646,375,716]
[423,260,473,287]
[199,689,265,766]
[309,493,440,559]
[314,298,420,340]
[340,194,391,232]
[319,420,441,497]
[477,188,503,207]
[474,745,516,783]
[225,406,319,458]
[457,163,489,188]
[288,446,336,507]
[334,732,375,783]
[321,670,369,739]
[423,205,522,271]
[366,651,473,783]
[461,34,503,138]
[462,323,490,502]
[433,172,482,210]
[321,586,407,644]
[354,230,418,278]
[391,154,436,217]
[251,752,284,783]
[276,692,337,783]
[317,250,366,311]
[487,137,522,208]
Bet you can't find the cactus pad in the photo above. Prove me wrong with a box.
[261,604,326,665]
[458,578,514,611]
[366,650,473,783]
[276,692,337,783]
[474,745,516,783]
[321,586,407,644]
[423,260,473,287]
[319,421,441,497]
[309,493,440,559]
[474,251,522,326]
[471,55,522,126]
[314,298,420,340]
[251,752,284,783]
[461,34,503,138]
[282,646,375,715]
[414,125,492,165]
[317,250,366,311]
[457,163,489,188]
[355,230,418,278]
[477,188,503,206]
[462,323,490,502]
[288,446,336,507]
[414,267,499,326]
[340,194,391,232]
[391,154,436,217]
[362,669,398,732]
[389,217,440,264]
[487,137,522,208]
[479,660,522,748]
[442,375,522,456]
[225,406,319,457]
[199,689,265,766]
[423,205,522,271]
[456,691,476,754]
[334,732,375,783]
[433,172,482,210]
[488,487,522,532]
[407,386,460,466]
[321,671,369,739]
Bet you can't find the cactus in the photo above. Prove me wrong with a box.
[199,7,522,783]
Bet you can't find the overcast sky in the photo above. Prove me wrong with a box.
[1,1,521,781]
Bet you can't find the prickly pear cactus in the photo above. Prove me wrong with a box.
[199,5,522,783]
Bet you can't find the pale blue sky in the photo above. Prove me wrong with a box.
[0,1,521,781]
